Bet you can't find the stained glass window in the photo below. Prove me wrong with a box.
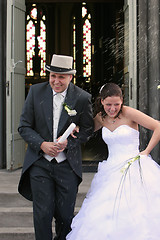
[73,3,91,83]
[73,17,76,83]
[82,3,91,81]
[38,17,46,76]
[26,19,35,76]
[26,5,46,77]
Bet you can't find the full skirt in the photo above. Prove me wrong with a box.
[66,155,160,240]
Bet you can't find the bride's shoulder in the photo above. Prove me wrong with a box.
[122,105,136,115]
[122,105,143,124]
[121,106,139,128]
[122,106,139,122]
[94,113,104,131]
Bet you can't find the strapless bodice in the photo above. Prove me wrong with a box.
[102,125,139,161]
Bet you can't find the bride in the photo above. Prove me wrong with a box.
[66,82,160,240]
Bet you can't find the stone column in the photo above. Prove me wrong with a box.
[138,0,160,163]
[0,0,7,168]
[138,0,149,152]
[148,0,160,162]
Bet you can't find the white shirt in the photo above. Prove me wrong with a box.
[43,89,67,163]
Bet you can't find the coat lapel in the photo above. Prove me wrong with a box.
[41,83,53,135]
[58,83,77,135]
[40,82,77,138]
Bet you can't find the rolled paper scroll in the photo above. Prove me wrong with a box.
[58,123,76,143]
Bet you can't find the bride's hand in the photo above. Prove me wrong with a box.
[139,150,149,156]
[71,126,79,138]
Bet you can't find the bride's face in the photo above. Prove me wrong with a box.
[101,96,123,118]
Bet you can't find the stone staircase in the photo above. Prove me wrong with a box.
[0,169,94,240]
[0,192,34,240]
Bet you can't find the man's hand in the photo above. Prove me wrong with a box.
[40,142,59,157]
[71,126,79,138]
[56,138,68,152]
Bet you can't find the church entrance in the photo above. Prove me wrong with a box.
[6,0,138,170]
[25,0,125,167]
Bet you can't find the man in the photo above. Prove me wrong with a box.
[18,54,94,240]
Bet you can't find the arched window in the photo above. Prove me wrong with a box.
[72,16,76,84]
[26,14,35,76]
[82,3,91,81]
[72,2,92,84]
[26,4,46,77]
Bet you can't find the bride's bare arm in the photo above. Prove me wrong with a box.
[124,106,160,155]
[94,113,103,132]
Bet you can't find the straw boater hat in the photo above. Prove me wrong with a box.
[45,54,76,75]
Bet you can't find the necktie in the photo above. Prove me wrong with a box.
[53,93,64,141]
[53,93,66,163]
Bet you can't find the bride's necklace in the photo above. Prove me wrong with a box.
[107,116,118,124]
[112,118,116,124]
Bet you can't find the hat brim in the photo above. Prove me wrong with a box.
[45,65,76,75]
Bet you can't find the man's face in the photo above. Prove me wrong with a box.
[49,72,73,93]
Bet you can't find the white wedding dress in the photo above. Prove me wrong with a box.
[66,125,160,240]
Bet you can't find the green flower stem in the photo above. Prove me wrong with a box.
[121,155,140,174]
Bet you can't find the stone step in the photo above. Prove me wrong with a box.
[0,208,33,228]
[0,207,81,227]
[0,229,35,240]
[0,228,55,240]
[0,192,85,208]
[0,193,32,208]
[82,160,98,172]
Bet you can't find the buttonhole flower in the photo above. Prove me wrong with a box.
[157,85,160,90]
[63,103,77,116]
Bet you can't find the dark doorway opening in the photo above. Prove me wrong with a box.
[25,0,124,169]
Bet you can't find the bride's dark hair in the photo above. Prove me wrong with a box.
[94,82,123,119]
